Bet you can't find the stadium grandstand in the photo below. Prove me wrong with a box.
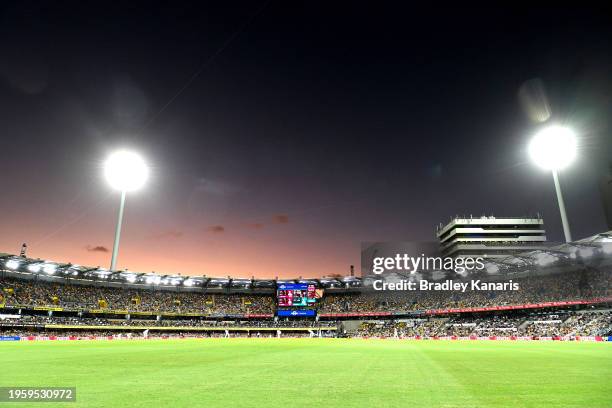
[1,232,611,341]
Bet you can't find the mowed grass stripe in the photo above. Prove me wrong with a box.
[0,339,610,408]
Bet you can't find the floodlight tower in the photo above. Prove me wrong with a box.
[104,150,149,270]
[528,125,577,242]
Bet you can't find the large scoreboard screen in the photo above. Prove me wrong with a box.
[277,283,323,307]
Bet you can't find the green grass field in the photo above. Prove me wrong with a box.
[0,339,610,408]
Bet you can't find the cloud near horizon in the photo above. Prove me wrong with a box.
[207,225,225,233]
[85,245,109,253]
[273,214,289,224]
[152,229,184,239]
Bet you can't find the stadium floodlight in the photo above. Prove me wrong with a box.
[6,259,20,270]
[145,275,160,285]
[125,274,137,283]
[485,263,500,274]
[27,263,42,273]
[528,126,576,171]
[42,263,57,274]
[103,150,149,271]
[535,252,556,267]
[104,150,149,192]
[528,125,576,243]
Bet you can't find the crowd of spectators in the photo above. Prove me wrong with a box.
[0,314,337,329]
[320,267,611,313]
[0,277,274,314]
[2,308,609,339]
[0,266,610,316]
[0,328,318,339]
[354,310,612,338]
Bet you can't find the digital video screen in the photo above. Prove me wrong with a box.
[277,309,316,317]
[277,283,323,307]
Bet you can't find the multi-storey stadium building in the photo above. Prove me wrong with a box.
[437,216,548,259]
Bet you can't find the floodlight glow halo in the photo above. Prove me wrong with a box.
[528,126,577,171]
[104,150,149,192]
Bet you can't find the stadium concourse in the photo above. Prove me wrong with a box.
[0,232,611,341]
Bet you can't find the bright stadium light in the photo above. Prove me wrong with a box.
[103,150,149,271]
[528,125,577,243]
[145,275,160,285]
[6,259,20,270]
[104,150,149,192]
[145,275,159,284]
[485,263,499,274]
[528,126,576,171]
[535,252,556,267]
[27,263,42,273]
[42,263,57,274]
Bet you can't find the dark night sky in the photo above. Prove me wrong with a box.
[1,2,611,278]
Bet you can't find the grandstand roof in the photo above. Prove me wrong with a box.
[1,232,611,291]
